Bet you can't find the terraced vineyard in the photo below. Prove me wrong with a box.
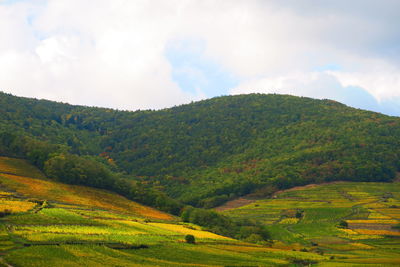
[0,157,330,266]
[223,182,400,266]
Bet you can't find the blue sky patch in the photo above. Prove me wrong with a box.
[313,63,342,72]
[165,39,239,97]
[0,0,31,5]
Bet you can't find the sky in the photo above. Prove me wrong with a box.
[0,0,399,115]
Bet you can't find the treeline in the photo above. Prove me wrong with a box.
[181,206,270,243]
[0,130,272,242]
[0,131,182,215]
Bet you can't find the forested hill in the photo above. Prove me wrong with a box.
[1,91,400,207]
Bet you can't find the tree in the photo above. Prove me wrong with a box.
[338,220,348,228]
[185,234,195,244]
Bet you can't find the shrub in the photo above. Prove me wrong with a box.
[290,258,318,266]
[338,220,348,228]
[185,234,195,244]
[295,210,303,219]
[0,209,12,217]
[180,207,270,242]
[244,233,264,243]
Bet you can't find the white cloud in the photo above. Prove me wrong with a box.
[330,65,400,102]
[0,0,202,110]
[230,71,347,100]
[230,70,400,116]
[0,0,399,112]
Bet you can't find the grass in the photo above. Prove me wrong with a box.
[0,172,173,220]
[0,198,36,213]
[2,201,332,267]
[0,156,46,179]
[148,223,232,240]
[0,156,333,266]
[1,156,399,266]
[223,181,400,265]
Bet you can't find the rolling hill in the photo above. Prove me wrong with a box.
[1,92,399,207]
[0,156,399,266]
[221,181,400,266]
[0,156,329,266]
[1,92,400,265]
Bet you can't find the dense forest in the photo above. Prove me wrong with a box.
[1,91,400,209]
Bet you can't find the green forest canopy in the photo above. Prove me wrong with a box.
[1,91,399,208]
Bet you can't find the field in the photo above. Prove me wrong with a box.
[1,156,400,266]
[223,181,400,266]
[0,157,331,266]
[0,157,173,220]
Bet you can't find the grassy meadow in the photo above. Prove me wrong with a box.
[0,157,332,266]
[223,181,400,266]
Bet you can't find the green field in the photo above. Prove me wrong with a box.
[1,157,400,266]
[0,157,332,266]
[223,182,400,265]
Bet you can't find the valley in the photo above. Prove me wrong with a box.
[0,157,327,266]
[0,157,399,266]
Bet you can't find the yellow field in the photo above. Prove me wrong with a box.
[0,173,173,220]
[326,242,374,251]
[279,218,299,224]
[15,225,146,236]
[354,229,400,236]
[148,223,232,240]
[0,199,36,212]
[346,219,398,224]
[368,210,392,219]
[0,157,46,179]
[0,157,174,220]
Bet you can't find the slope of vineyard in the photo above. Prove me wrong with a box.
[222,181,400,266]
[0,156,332,266]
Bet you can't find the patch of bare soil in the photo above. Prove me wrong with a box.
[271,181,345,197]
[214,197,256,212]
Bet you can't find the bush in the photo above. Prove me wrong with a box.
[180,207,270,242]
[338,220,348,228]
[0,209,12,217]
[295,210,303,219]
[290,258,318,266]
[244,233,264,243]
[185,234,195,244]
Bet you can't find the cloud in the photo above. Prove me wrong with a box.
[0,0,399,114]
[0,0,202,110]
[329,64,400,102]
[230,71,400,116]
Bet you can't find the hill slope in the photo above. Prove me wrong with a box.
[0,156,330,267]
[1,156,399,266]
[1,92,400,206]
[0,157,173,220]
[222,181,400,266]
